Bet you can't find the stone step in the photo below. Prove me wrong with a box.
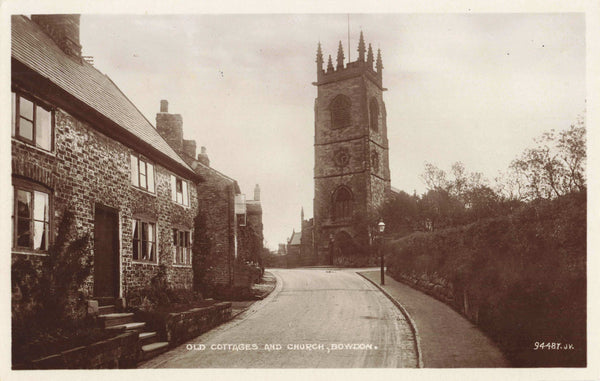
[106,321,146,332]
[95,297,116,306]
[99,312,135,328]
[98,304,116,315]
[141,342,170,361]
[139,331,159,347]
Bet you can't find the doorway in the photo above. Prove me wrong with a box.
[93,204,119,297]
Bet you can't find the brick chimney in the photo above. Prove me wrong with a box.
[31,14,82,60]
[156,99,183,153]
[182,139,197,161]
[197,146,210,167]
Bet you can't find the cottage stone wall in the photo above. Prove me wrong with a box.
[193,166,236,288]
[11,107,198,299]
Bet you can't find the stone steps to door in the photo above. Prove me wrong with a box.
[106,321,146,332]
[141,342,170,361]
[95,297,117,306]
[139,331,159,347]
[98,304,116,315]
[99,312,135,328]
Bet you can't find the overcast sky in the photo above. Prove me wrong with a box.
[76,14,585,250]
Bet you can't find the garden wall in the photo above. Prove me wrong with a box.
[164,302,232,346]
[386,191,586,367]
[16,332,138,369]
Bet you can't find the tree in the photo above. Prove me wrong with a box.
[507,115,586,201]
[380,190,419,235]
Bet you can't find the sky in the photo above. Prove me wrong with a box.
[73,13,585,250]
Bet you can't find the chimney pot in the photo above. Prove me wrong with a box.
[254,184,261,201]
[160,100,169,113]
[198,146,210,167]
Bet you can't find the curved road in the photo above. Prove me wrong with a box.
[142,268,418,368]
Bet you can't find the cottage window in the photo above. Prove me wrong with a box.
[12,181,51,252]
[330,94,351,129]
[170,175,189,206]
[173,229,191,265]
[237,213,246,227]
[12,92,53,151]
[132,219,156,263]
[130,154,155,193]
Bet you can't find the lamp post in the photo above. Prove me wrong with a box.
[378,219,386,285]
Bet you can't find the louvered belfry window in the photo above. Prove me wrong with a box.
[330,95,351,129]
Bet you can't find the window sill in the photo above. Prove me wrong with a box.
[12,250,49,257]
[132,185,157,197]
[12,138,56,157]
[132,260,159,266]
[172,201,191,209]
[172,264,192,268]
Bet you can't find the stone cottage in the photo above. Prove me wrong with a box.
[10,14,205,306]
[155,101,264,294]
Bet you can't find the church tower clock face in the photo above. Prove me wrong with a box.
[312,32,392,264]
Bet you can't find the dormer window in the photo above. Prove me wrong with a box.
[12,92,53,152]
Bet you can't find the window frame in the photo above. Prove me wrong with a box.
[11,91,55,152]
[329,94,352,130]
[132,217,158,264]
[130,153,156,193]
[170,175,190,207]
[12,178,52,254]
[172,228,192,266]
[332,186,353,221]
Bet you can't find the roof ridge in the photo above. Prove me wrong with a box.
[12,15,197,177]
[100,74,196,173]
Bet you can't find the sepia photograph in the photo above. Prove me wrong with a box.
[2,1,598,379]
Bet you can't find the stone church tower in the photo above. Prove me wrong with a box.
[312,32,391,265]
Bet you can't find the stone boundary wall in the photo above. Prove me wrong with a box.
[16,332,138,369]
[165,302,232,346]
[389,270,483,323]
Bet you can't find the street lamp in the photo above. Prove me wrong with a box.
[378,220,386,285]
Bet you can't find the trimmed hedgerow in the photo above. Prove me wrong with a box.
[386,191,586,367]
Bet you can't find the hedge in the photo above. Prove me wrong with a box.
[386,191,586,367]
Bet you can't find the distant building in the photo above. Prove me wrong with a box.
[277,243,287,256]
[155,100,264,293]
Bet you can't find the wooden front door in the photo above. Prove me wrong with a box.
[94,205,119,297]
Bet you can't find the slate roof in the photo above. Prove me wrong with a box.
[288,230,302,246]
[11,15,195,175]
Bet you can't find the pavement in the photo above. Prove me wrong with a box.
[229,271,278,317]
[359,270,510,368]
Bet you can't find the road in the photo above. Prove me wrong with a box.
[141,268,419,368]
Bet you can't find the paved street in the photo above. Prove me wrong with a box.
[141,268,418,368]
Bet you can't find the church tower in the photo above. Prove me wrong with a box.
[312,32,391,265]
